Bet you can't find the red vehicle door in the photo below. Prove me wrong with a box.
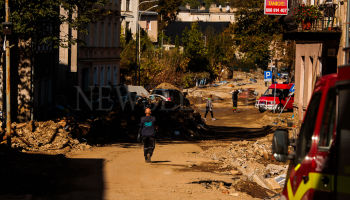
[334,66,350,199]
[283,75,337,200]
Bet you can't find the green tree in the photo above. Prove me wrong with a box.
[232,0,283,69]
[182,23,208,72]
[0,0,108,47]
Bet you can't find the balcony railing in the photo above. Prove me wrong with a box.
[294,2,341,32]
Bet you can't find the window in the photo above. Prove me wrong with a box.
[82,68,90,91]
[93,66,98,85]
[263,88,283,97]
[107,66,111,84]
[295,92,322,164]
[126,0,130,11]
[100,66,105,85]
[113,66,118,85]
[318,88,336,149]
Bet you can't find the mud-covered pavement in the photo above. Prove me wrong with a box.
[0,107,289,200]
[0,73,293,200]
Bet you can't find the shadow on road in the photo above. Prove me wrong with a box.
[0,146,104,200]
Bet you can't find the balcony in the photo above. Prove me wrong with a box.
[288,1,341,33]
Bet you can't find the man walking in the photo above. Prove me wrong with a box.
[139,108,157,163]
[204,95,216,120]
[231,90,240,112]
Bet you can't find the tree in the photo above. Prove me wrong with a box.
[0,0,108,47]
[140,0,182,29]
[232,0,283,69]
[182,22,208,72]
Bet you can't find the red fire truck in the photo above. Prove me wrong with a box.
[272,66,350,199]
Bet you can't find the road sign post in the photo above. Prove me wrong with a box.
[264,71,272,82]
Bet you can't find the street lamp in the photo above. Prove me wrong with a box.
[136,2,158,85]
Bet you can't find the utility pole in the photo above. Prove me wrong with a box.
[135,0,158,85]
[3,0,12,144]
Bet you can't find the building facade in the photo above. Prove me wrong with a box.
[176,4,236,23]
[121,0,158,42]
[284,0,347,122]
[77,1,122,92]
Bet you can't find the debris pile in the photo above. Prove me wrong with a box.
[11,120,91,153]
[155,82,182,91]
[198,139,288,191]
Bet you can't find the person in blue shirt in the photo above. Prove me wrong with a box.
[139,108,157,163]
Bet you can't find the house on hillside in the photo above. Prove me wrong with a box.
[282,0,346,122]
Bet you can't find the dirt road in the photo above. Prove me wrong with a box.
[66,141,256,200]
[0,105,286,200]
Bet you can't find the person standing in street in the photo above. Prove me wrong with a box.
[231,89,240,112]
[204,95,216,121]
[139,108,157,163]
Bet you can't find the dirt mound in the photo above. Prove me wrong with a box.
[11,120,91,153]
[155,83,181,91]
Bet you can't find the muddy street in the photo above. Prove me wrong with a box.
[0,105,287,200]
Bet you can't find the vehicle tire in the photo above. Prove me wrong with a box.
[259,106,266,113]
[274,104,283,113]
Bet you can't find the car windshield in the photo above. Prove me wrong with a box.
[263,88,283,97]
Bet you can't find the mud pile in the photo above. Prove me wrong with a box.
[10,120,91,153]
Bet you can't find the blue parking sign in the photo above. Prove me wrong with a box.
[264,71,272,82]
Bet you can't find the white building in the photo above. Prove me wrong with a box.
[121,0,158,42]
[176,4,237,23]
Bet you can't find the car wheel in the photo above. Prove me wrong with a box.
[274,104,283,113]
[259,106,266,113]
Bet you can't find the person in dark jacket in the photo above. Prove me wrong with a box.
[139,108,157,163]
[231,90,239,112]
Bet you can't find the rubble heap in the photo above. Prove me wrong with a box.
[199,138,288,191]
[11,120,91,153]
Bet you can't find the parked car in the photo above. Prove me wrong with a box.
[280,72,289,79]
[151,89,190,107]
[255,83,294,113]
[272,68,350,199]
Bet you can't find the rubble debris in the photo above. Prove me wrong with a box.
[266,164,287,176]
[197,139,289,194]
[155,82,181,91]
[275,174,287,187]
[265,178,282,190]
[234,180,276,199]
[11,120,91,153]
